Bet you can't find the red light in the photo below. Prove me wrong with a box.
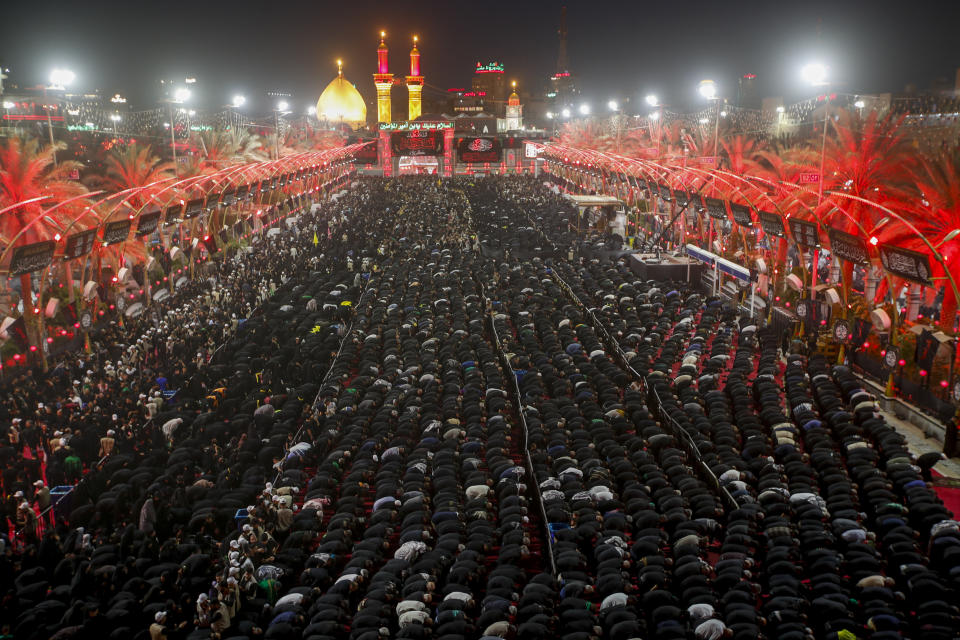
[864,342,870,349]
[820,320,826,325]
[98,310,105,316]
[785,302,791,308]
[919,369,927,377]
[163,277,168,281]
[109,304,115,310]
[941,380,949,388]
[774,296,780,302]
[880,349,886,356]
[111,276,118,282]
[54,233,61,241]
[73,323,80,329]
[869,236,878,246]
[46,337,53,344]
[13,355,20,360]
[29,345,37,352]
[898,359,906,367]
[33,308,40,314]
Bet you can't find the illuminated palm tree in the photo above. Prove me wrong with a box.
[884,151,960,333]
[0,136,89,360]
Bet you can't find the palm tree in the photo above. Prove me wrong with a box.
[0,136,89,361]
[885,151,960,333]
[99,143,175,204]
[195,130,268,171]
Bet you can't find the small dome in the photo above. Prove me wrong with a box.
[317,65,366,130]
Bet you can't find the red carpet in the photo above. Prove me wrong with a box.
[932,469,960,519]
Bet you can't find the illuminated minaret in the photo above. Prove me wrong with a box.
[406,35,424,121]
[505,80,523,131]
[373,31,393,123]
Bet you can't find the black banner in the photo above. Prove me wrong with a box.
[729,203,754,227]
[136,209,162,237]
[5,316,28,349]
[757,210,785,237]
[236,184,250,201]
[788,218,820,248]
[827,228,869,265]
[183,198,204,219]
[220,189,237,207]
[9,240,56,275]
[391,130,444,156]
[878,243,931,285]
[353,143,379,164]
[101,220,132,246]
[673,189,690,207]
[705,197,728,221]
[63,229,97,260]
[457,137,502,162]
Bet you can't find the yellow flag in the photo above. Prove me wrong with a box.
[313,231,319,246]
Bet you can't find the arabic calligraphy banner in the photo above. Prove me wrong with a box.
[9,241,56,275]
[827,228,870,265]
[878,243,931,285]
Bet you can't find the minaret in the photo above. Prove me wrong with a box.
[505,80,523,131]
[373,31,393,123]
[406,35,424,121]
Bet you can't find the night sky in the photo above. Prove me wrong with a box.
[2,0,958,113]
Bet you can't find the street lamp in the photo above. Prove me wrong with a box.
[579,103,590,116]
[110,113,121,135]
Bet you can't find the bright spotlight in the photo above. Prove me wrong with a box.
[801,62,828,86]
[853,99,865,109]
[561,108,571,118]
[648,111,660,120]
[232,95,246,108]
[546,111,554,119]
[277,101,289,111]
[579,103,590,115]
[173,87,191,102]
[49,68,75,89]
[698,80,717,100]
[776,105,785,113]
[607,100,618,111]
[308,105,317,115]
[645,94,658,107]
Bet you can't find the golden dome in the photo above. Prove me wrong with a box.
[317,62,366,129]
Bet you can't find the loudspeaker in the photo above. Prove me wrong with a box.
[117,267,130,282]
[870,308,891,331]
[785,274,803,291]
[823,288,841,305]
[44,298,59,318]
[82,281,98,300]
[170,247,182,261]
[754,257,767,274]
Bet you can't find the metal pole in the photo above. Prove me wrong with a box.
[274,111,281,160]
[812,95,829,302]
[712,100,721,157]
[45,87,57,165]
[170,104,178,177]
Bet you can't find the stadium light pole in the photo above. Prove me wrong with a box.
[698,80,720,157]
[274,101,290,160]
[167,87,191,177]
[802,62,830,300]
[46,68,75,165]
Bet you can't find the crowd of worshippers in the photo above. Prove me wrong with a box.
[0,174,957,640]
